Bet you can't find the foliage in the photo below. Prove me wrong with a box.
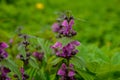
[0,0,120,80]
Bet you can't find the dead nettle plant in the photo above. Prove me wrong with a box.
[50,12,88,80]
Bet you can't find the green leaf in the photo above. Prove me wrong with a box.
[29,56,39,69]
[18,45,26,58]
[111,52,120,65]
[77,69,95,80]
[71,56,86,69]
[1,59,21,80]
[37,38,52,62]
[35,67,47,80]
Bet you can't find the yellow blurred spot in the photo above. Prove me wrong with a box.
[36,3,44,10]
[106,42,112,47]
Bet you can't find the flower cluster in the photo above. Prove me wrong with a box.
[16,52,30,65]
[52,16,76,38]
[33,51,44,61]
[0,66,11,80]
[51,41,80,59]
[57,63,75,80]
[51,14,80,80]
[0,42,9,61]
[17,35,31,65]
[20,68,29,80]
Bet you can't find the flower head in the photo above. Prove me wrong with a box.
[0,66,11,80]
[0,42,9,61]
[33,52,44,61]
[36,3,44,10]
[0,42,8,49]
[52,16,77,38]
[52,23,61,32]
[57,63,76,80]
[20,68,29,80]
[51,41,80,59]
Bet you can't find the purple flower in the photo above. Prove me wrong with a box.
[51,42,62,50]
[0,66,11,80]
[52,16,77,38]
[20,68,29,80]
[0,42,8,49]
[33,52,44,61]
[61,19,76,36]
[51,41,80,59]
[52,23,62,32]
[0,42,9,61]
[0,50,8,59]
[68,64,75,77]
[57,63,67,76]
[57,63,76,80]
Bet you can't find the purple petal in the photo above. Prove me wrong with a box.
[56,51,61,56]
[33,52,39,57]
[71,41,80,46]
[62,20,68,27]
[38,53,44,61]
[66,43,75,50]
[57,63,67,76]
[51,42,62,49]
[33,52,44,61]
[68,64,75,77]
[0,42,8,49]
[0,50,8,58]
[52,23,60,32]
[68,70,75,77]
[20,68,24,74]
[69,64,74,68]
[72,50,78,55]
[2,51,8,58]
[69,19,74,30]
[5,77,11,80]
[3,67,11,74]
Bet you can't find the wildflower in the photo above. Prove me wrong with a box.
[61,17,76,36]
[0,42,9,61]
[16,53,30,65]
[52,16,76,38]
[0,42,8,49]
[51,41,80,59]
[17,34,31,65]
[20,68,29,80]
[0,66,11,80]
[57,63,76,80]
[33,52,44,61]
[51,42,62,49]
[36,3,44,10]
[52,23,62,33]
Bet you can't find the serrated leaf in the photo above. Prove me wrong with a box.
[37,38,52,62]
[111,52,120,65]
[18,45,26,58]
[71,56,86,69]
[1,59,21,80]
[29,56,39,69]
[77,69,95,80]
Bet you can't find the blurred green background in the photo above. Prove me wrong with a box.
[0,0,120,50]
